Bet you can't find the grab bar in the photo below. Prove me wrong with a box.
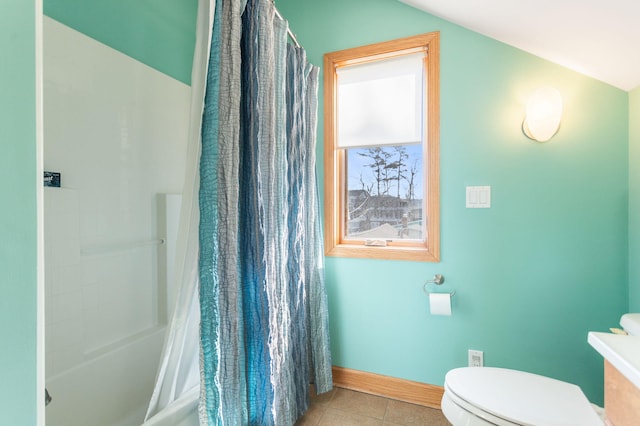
[80,238,165,256]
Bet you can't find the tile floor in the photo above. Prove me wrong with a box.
[295,387,451,426]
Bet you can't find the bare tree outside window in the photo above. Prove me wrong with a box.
[346,144,423,241]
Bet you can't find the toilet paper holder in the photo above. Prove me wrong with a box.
[423,274,456,297]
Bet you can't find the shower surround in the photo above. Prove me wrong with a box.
[43,16,190,426]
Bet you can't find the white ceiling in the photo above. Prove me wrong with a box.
[399,0,640,91]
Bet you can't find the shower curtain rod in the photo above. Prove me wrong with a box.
[272,3,301,48]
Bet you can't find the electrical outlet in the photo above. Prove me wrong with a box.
[468,349,484,367]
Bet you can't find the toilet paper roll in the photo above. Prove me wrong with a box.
[429,293,452,316]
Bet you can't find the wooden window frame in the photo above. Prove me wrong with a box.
[323,32,440,262]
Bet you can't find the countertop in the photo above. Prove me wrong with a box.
[588,331,640,390]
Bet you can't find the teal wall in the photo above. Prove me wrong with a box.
[44,0,198,84]
[0,1,39,424]
[630,87,640,311]
[279,0,629,404]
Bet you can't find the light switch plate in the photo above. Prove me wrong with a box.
[466,186,491,208]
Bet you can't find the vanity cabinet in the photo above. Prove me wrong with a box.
[588,331,640,426]
[604,360,640,426]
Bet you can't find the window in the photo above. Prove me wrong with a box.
[323,32,440,262]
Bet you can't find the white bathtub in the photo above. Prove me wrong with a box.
[142,387,199,426]
[46,327,166,426]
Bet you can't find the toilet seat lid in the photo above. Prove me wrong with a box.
[444,367,602,426]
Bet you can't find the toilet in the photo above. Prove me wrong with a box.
[441,314,640,425]
[441,367,603,425]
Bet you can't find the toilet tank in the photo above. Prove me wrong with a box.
[620,314,640,336]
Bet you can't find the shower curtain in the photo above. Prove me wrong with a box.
[146,0,332,424]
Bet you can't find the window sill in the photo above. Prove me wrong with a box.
[325,242,439,262]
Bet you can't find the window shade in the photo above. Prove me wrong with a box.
[337,52,425,148]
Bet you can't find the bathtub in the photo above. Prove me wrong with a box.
[142,387,199,426]
[46,326,166,426]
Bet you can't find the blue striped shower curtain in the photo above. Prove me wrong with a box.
[198,0,332,424]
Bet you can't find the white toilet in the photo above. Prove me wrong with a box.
[441,367,603,425]
[441,314,640,425]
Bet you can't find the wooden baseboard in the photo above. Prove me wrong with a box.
[331,366,444,409]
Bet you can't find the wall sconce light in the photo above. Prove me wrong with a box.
[522,87,563,142]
